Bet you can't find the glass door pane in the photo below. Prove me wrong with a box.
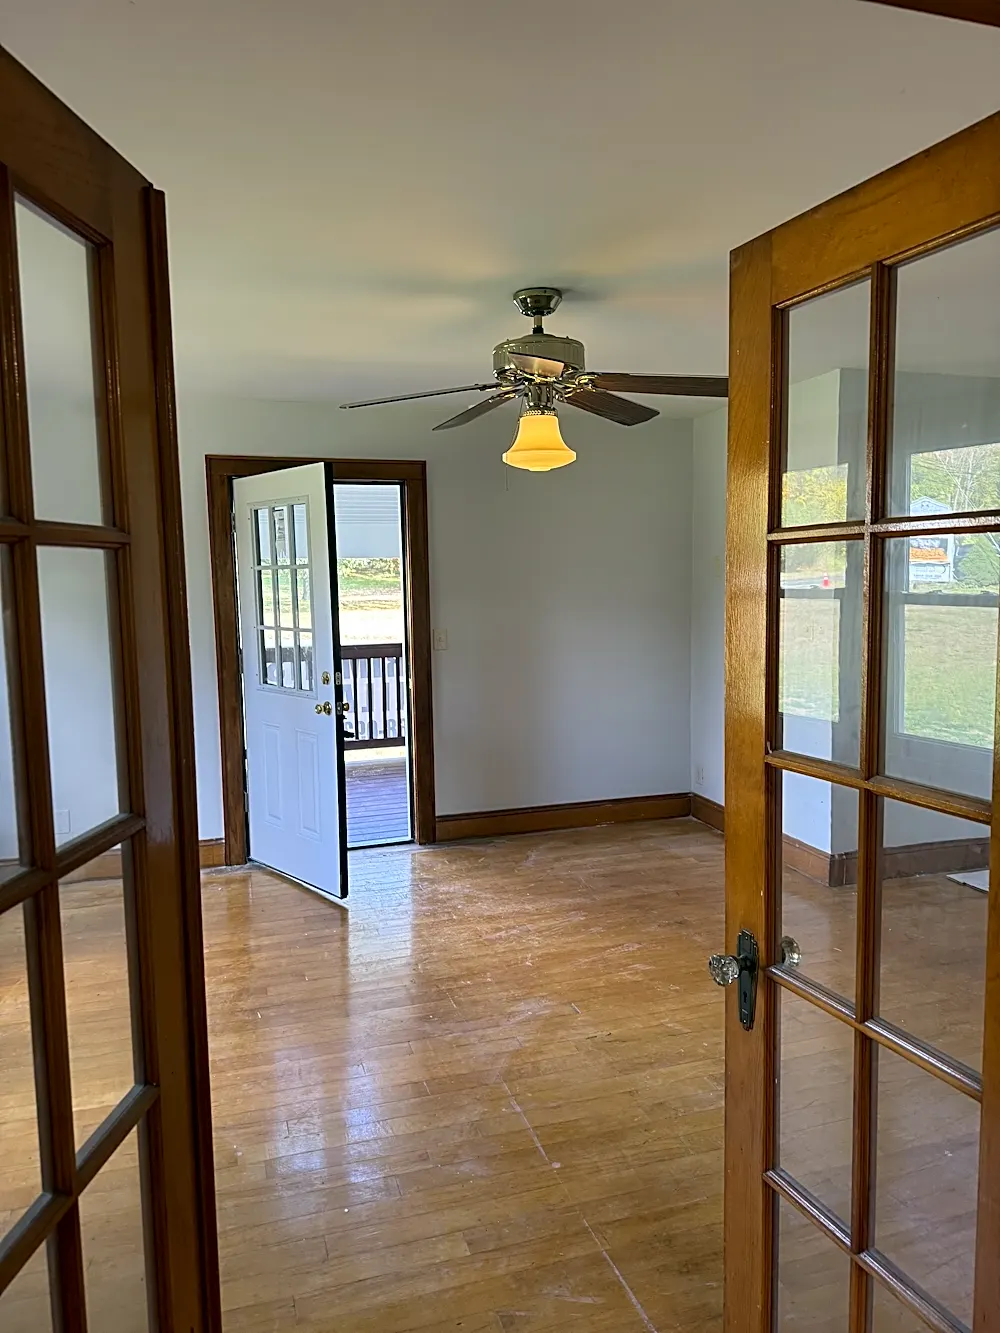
[14,198,107,526]
[874,1048,979,1327]
[882,535,998,799]
[889,227,1000,519]
[778,542,862,765]
[79,1129,149,1331]
[778,990,855,1224]
[782,280,870,527]
[776,1199,851,1331]
[879,802,989,1073]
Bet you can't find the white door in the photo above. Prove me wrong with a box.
[234,463,347,899]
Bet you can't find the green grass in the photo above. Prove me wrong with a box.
[902,605,997,747]
[781,601,997,747]
[337,558,403,610]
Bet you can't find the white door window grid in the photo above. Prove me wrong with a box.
[251,500,316,694]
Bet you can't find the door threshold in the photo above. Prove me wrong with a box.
[348,838,415,851]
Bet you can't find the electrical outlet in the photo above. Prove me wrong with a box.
[433,629,448,651]
[694,765,705,786]
[55,809,71,836]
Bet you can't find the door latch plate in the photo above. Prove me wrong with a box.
[736,929,758,1032]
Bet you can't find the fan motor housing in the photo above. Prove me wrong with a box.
[493,333,586,376]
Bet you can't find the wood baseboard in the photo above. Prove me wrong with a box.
[435,792,692,842]
[784,834,990,888]
[199,838,227,869]
[782,833,839,886]
[690,793,725,833]
[64,838,227,882]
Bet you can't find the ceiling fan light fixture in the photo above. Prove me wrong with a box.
[502,408,576,472]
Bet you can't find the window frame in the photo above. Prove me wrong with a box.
[249,498,317,698]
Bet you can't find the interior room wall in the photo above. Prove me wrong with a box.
[178,395,694,840]
[690,405,727,809]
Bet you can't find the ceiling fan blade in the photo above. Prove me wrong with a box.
[509,352,566,379]
[592,373,728,398]
[563,387,658,426]
[340,382,499,410]
[433,388,521,431]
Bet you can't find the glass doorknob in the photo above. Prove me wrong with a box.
[707,929,759,1030]
[780,936,802,968]
[708,954,741,987]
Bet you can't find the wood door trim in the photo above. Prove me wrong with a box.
[207,455,436,864]
[864,0,1000,24]
[435,792,692,842]
[769,110,1000,305]
[724,230,776,1333]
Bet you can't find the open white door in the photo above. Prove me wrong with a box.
[234,463,348,899]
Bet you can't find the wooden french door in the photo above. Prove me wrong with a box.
[0,47,218,1333]
[724,111,1000,1332]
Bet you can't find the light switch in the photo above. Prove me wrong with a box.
[433,629,448,651]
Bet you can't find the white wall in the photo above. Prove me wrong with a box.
[690,406,727,808]
[178,395,694,839]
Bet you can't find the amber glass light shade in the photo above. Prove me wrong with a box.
[502,410,576,471]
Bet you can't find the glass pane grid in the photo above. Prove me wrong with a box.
[251,502,314,694]
[770,236,998,1333]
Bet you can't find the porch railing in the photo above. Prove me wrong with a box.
[341,643,407,750]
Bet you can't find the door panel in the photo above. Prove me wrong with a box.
[234,463,348,898]
[0,44,218,1333]
[725,110,1000,1333]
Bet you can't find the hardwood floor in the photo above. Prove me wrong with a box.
[0,818,988,1330]
[204,818,727,1332]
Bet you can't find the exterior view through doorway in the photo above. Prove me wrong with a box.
[207,455,436,889]
[335,483,414,848]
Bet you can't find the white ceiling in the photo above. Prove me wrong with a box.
[3,0,1000,412]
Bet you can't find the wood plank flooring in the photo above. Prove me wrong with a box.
[203,818,727,1332]
[0,817,988,1331]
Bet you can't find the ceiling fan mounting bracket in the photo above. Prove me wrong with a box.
[512,287,563,322]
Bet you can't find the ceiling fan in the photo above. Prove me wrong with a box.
[339,287,728,472]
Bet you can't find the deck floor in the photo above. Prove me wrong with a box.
[345,752,411,847]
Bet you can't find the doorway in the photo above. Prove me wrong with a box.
[334,482,415,848]
[207,456,435,878]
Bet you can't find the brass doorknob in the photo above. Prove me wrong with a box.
[337,701,350,715]
[315,701,333,715]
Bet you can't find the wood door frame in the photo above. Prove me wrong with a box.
[207,455,436,865]
[725,109,1000,1332]
[864,0,1000,26]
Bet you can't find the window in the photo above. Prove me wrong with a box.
[887,533,999,751]
[251,501,314,693]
